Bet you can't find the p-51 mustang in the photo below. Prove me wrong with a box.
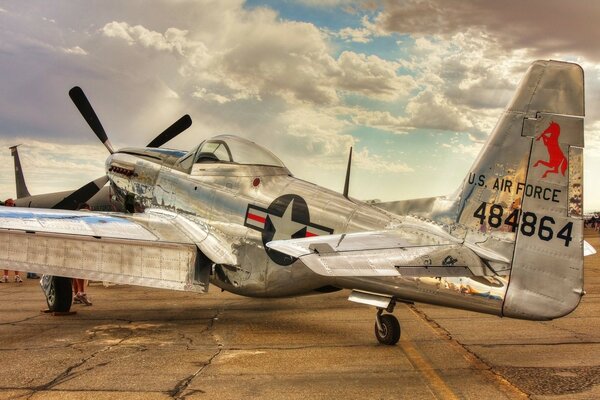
[0,60,594,345]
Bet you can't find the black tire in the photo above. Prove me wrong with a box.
[374,314,401,345]
[46,276,72,312]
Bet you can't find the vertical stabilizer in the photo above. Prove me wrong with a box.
[455,60,584,320]
[9,145,31,199]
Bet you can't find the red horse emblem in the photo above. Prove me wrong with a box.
[533,121,568,178]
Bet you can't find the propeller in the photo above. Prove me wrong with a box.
[68,86,115,154]
[63,86,193,210]
[52,175,110,210]
[146,114,192,148]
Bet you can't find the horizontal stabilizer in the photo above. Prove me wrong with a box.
[268,229,496,278]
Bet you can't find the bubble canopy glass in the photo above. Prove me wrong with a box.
[181,135,286,168]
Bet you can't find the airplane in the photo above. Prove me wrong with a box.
[9,144,116,211]
[0,60,595,345]
[7,89,193,211]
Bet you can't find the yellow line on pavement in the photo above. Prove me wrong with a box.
[400,338,459,400]
[405,305,528,399]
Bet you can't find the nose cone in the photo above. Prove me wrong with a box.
[106,152,138,183]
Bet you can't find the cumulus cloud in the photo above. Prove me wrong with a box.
[338,15,387,43]
[441,135,483,158]
[364,0,600,145]
[62,46,88,55]
[405,89,471,131]
[339,26,372,43]
[297,0,366,7]
[274,107,354,158]
[297,0,381,13]
[265,107,411,175]
[353,148,413,173]
[192,88,234,104]
[102,10,410,106]
[333,107,409,134]
[377,0,600,61]
[102,22,206,57]
[585,121,600,155]
[375,26,535,139]
[336,51,414,100]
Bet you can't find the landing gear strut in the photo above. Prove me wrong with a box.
[347,290,402,345]
[375,309,400,345]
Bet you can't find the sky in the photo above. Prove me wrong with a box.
[0,0,599,210]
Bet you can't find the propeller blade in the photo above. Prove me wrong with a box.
[52,175,109,210]
[68,86,114,154]
[146,114,192,148]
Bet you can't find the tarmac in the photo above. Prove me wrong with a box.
[1,230,599,399]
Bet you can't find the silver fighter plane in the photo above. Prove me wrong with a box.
[0,60,595,345]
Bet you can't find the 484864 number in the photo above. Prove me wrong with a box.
[473,202,573,247]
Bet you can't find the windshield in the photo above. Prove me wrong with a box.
[193,135,285,168]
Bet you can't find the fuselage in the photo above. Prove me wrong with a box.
[106,139,508,318]
[14,186,119,211]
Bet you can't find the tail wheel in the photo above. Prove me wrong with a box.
[46,276,72,312]
[375,314,401,345]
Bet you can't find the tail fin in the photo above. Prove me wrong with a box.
[456,60,584,320]
[9,145,31,199]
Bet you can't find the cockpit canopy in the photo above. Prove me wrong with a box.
[177,135,286,170]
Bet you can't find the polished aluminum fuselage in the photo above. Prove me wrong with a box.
[107,151,507,317]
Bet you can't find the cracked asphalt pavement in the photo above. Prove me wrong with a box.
[1,230,599,399]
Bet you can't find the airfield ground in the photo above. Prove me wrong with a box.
[1,230,600,399]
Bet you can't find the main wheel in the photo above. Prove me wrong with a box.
[375,314,401,345]
[46,276,72,312]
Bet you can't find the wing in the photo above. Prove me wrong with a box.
[267,228,508,278]
[0,207,235,293]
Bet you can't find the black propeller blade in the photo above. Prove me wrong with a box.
[146,114,192,148]
[69,86,114,154]
[52,175,110,210]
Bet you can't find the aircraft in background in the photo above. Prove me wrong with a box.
[9,144,116,211]
[8,89,193,211]
[0,60,595,345]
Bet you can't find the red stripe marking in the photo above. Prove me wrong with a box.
[305,231,317,237]
[248,213,266,224]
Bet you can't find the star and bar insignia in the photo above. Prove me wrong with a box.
[244,195,334,265]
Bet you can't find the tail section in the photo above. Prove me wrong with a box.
[456,60,584,320]
[9,145,31,199]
